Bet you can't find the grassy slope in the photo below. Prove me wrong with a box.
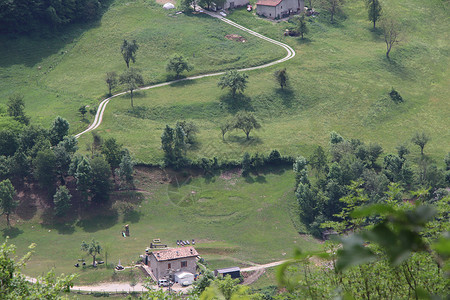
[79,0,450,164]
[0,0,283,134]
[4,167,319,285]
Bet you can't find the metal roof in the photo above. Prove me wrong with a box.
[216,267,241,273]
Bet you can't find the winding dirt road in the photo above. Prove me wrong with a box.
[75,11,295,139]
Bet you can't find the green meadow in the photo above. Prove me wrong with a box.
[4,167,320,284]
[0,0,449,290]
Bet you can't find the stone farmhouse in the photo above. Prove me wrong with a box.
[256,0,304,19]
[145,246,199,280]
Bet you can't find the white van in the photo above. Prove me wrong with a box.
[158,279,170,287]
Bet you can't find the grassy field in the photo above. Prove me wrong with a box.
[4,166,321,285]
[0,0,283,134]
[75,0,449,164]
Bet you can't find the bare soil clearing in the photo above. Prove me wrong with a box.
[225,34,247,42]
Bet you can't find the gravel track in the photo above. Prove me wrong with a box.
[75,11,295,139]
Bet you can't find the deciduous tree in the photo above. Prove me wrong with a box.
[53,185,71,216]
[101,137,123,171]
[49,116,70,146]
[218,70,248,99]
[119,68,144,108]
[166,54,193,77]
[297,15,308,39]
[322,0,344,23]
[233,111,261,140]
[381,17,400,59]
[411,132,430,156]
[121,39,138,68]
[75,157,92,202]
[274,68,288,89]
[81,239,102,267]
[105,71,118,96]
[90,156,112,203]
[7,94,29,125]
[33,149,57,189]
[0,179,16,227]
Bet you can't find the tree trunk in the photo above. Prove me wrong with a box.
[373,20,376,29]
[130,90,134,108]
[245,131,250,140]
[109,85,112,96]
[126,60,129,68]
[421,147,424,156]
[93,255,96,266]
[6,213,10,227]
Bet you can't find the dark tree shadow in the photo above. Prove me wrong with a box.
[381,56,410,79]
[123,209,141,223]
[219,94,253,113]
[275,88,294,108]
[15,195,37,221]
[227,135,263,145]
[295,37,312,44]
[40,207,78,234]
[169,78,196,87]
[244,176,255,184]
[255,175,267,183]
[0,0,115,68]
[77,207,118,232]
[2,227,23,238]
[369,26,383,41]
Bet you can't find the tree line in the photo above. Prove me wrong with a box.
[0,0,106,34]
[293,131,449,237]
[0,95,135,224]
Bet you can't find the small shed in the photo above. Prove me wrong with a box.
[214,267,241,279]
[174,271,194,285]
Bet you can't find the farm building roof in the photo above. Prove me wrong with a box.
[256,0,282,7]
[151,246,198,261]
[216,267,241,273]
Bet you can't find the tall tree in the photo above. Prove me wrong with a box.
[119,68,144,108]
[322,0,344,23]
[166,54,193,78]
[53,185,72,216]
[0,130,19,157]
[411,132,430,156]
[90,156,112,203]
[381,17,400,59]
[49,116,70,146]
[161,125,175,163]
[218,70,248,99]
[33,149,57,189]
[105,71,118,96]
[174,124,186,158]
[233,111,261,140]
[75,157,93,202]
[7,94,29,125]
[297,15,309,39]
[0,179,17,227]
[367,0,381,29]
[101,138,123,171]
[120,39,138,68]
[274,68,288,89]
[220,118,234,141]
[81,239,102,267]
[118,151,135,188]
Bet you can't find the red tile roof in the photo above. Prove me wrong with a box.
[151,246,198,261]
[256,0,282,7]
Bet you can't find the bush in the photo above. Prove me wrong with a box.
[389,88,404,103]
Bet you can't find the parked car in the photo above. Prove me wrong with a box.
[158,279,170,287]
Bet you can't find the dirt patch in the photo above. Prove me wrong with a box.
[220,168,242,180]
[225,34,247,43]
[242,269,265,285]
